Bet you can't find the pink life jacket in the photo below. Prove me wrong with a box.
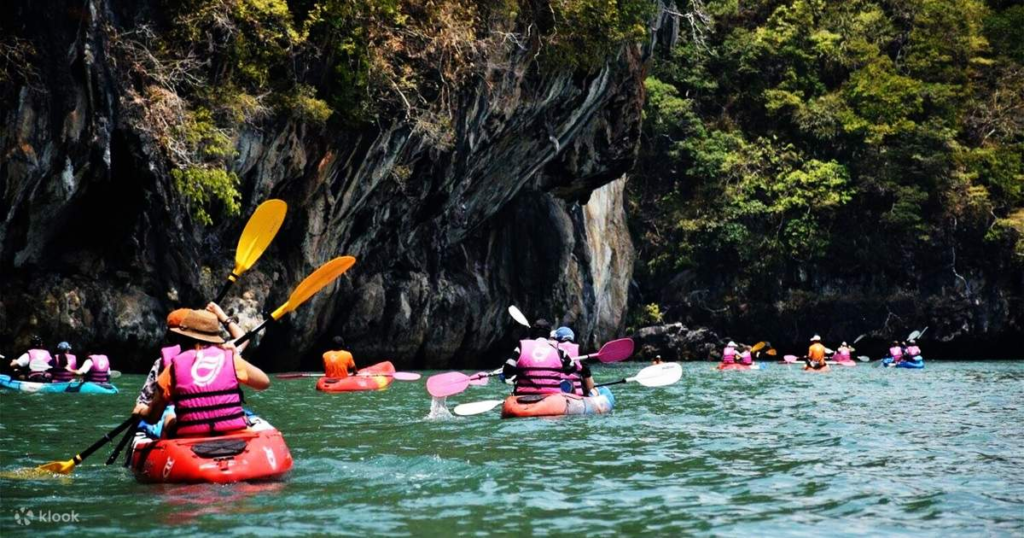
[51,353,78,382]
[835,348,852,362]
[555,342,583,396]
[906,345,921,358]
[889,346,904,360]
[740,351,752,365]
[84,355,110,383]
[161,345,182,370]
[26,349,53,372]
[169,347,247,436]
[515,339,572,395]
[722,346,737,364]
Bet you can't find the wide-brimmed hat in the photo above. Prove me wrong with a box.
[167,308,225,344]
[810,335,821,342]
[727,341,737,347]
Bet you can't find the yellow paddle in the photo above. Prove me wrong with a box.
[33,255,354,477]
[35,417,136,475]
[234,255,357,346]
[751,341,767,353]
[214,199,288,303]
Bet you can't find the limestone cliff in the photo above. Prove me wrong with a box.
[0,0,660,370]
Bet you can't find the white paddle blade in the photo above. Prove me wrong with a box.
[856,355,871,362]
[453,400,504,416]
[508,306,530,328]
[630,363,683,387]
[907,330,921,341]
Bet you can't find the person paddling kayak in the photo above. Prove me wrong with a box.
[137,306,269,438]
[9,336,53,382]
[906,339,923,360]
[51,341,78,383]
[805,335,828,371]
[323,336,357,378]
[72,353,112,384]
[834,342,855,364]
[502,321,595,396]
[720,341,738,366]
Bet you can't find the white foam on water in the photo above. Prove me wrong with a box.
[426,396,452,420]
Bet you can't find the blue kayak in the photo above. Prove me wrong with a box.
[0,374,119,394]
[882,357,925,369]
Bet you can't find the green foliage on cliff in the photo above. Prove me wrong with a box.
[114,0,649,224]
[631,0,1024,301]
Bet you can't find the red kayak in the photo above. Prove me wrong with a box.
[716,362,763,371]
[129,416,293,484]
[316,361,396,392]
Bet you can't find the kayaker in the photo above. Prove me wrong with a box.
[720,341,738,365]
[73,353,112,384]
[551,326,597,396]
[132,303,250,418]
[138,306,269,437]
[9,336,53,382]
[835,342,855,363]
[51,341,78,382]
[906,339,922,360]
[888,341,904,363]
[323,336,357,379]
[501,318,552,381]
[652,355,664,365]
[739,345,754,366]
[806,335,827,370]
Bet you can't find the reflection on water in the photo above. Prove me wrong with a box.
[1,362,1022,536]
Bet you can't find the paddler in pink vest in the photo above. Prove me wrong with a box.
[51,341,78,382]
[502,321,595,396]
[906,339,922,360]
[133,302,249,417]
[137,305,269,438]
[551,326,596,396]
[73,353,112,383]
[9,336,54,382]
[739,345,753,366]
[834,342,855,364]
[888,341,904,363]
[720,341,738,365]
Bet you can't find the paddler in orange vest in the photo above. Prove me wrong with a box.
[805,334,829,371]
[138,306,270,438]
[323,336,357,378]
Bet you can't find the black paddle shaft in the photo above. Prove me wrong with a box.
[595,378,627,388]
[105,422,136,465]
[78,417,135,463]
[234,318,271,347]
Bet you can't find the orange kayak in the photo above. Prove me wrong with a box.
[500,387,615,418]
[316,361,395,392]
[129,416,293,484]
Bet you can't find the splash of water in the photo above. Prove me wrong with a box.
[427,396,452,420]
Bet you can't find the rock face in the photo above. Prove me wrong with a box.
[632,323,721,362]
[0,0,652,370]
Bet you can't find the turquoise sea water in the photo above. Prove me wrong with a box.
[1,361,1022,536]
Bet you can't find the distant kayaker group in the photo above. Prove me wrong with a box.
[6,336,113,384]
[716,333,926,372]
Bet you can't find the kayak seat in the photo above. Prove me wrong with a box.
[192,439,247,459]
[516,395,546,404]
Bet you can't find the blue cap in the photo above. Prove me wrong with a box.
[554,327,575,342]
[57,341,72,351]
